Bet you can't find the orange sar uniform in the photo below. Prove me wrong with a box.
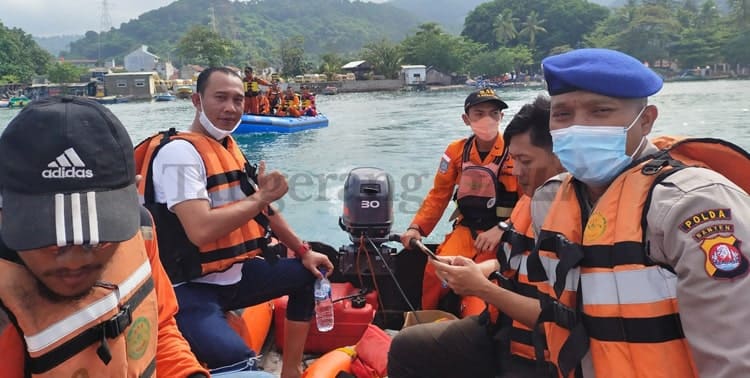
[411,135,519,310]
[529,140,750,377]
[0,209,209,378]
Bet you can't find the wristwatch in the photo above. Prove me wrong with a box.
[497,221,511,231]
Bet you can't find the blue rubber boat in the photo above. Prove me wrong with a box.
[236,114,329,133]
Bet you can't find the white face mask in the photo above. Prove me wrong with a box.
[470,116,499,141]
[198,95,241,140]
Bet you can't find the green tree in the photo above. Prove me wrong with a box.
[318,52,344,80]
[401,23,483,73]
[519,10,547,51]
[723,30,750,65]
[277,35,305,77]
[731,0,750,29]
[505,45,534,73]
[466,48,514,77]
[462,0,607,58]
[175,25,233,67]
[47,62,86,83]
[493,10,518,45]
[361,39,403,79]
[0,22,52,83]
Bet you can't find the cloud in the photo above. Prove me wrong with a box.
[0,0,177,36]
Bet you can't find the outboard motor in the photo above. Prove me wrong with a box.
[339,167,394,243]
[338,167,397,277]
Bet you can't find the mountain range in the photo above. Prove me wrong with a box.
[59,0,733,62]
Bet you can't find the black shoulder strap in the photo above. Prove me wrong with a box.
[461,135,476,163]
[142,128,178,205]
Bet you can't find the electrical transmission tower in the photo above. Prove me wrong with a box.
[208,7,218,34]
[99,0,112,64]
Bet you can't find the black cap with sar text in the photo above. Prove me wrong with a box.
[464,88,508,112]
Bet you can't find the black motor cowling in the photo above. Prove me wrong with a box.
[339,167,394,243]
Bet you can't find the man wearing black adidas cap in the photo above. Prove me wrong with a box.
[0,97,209,377]
[399,88,520,310]
[528,48,750,377]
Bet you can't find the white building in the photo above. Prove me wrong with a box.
[155,61,177,80]
[124,45,159,73]
[401,65,427,86]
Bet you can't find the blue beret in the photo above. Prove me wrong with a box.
[542,48,663,98]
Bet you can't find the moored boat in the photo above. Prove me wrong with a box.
[89,95,131,105]
[322,86,338,95]
[154,92,176,101]
[236,113,329,133]
[175,85,194,99]
[8,96,30,108]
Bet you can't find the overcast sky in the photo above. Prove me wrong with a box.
[1,0,387,37]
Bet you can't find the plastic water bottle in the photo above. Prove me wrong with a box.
[314,270,335,332]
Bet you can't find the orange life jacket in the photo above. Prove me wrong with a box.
[0,213,158,377]
[282,93,299,110]
[134,129,271,284]
[454,135,518,230]
[244,77,261,96]
[493,195,544,363]
[527,137,750,377]
[301,92,315,109]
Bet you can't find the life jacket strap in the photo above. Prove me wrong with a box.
[28,278,154,374]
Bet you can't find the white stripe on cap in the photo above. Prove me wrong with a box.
[87,192,99,245]
[24,260,152,353]
[55,194,67,247]
[71,193,83,245]
[64,148,85,167]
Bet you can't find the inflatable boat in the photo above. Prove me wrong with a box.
[236,113,329,133]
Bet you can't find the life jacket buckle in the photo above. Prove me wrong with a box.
[642,157,669,175]
[104,304,133,338]
[544,298,577,330]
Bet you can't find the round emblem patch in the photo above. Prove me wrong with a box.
[709,243,742,272]
[486,197,496,209]
[583,212,607,243]
[126,317,151,360]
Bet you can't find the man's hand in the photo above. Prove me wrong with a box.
[431,256,491,298]
[255,161,288,203]
[300,251,334,279]
[400,228,422,249]
[474,225,503,253]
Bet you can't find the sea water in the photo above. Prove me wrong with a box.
[2,80,748,247]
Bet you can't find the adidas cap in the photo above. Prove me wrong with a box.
[0,96,139,251]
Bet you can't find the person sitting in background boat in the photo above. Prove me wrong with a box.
[267,84,282,115]
[0,96,210,378]
[135,67,333,378]
[389,95,562,378]
[276,86,302,117]
[300,85,317,116]
[258,88,272,115]
[399,88,520,311]
[243,66,272,115]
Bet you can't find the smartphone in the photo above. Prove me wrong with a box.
[411,239,439,260]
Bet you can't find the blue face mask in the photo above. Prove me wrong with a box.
[551,108,646,187]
